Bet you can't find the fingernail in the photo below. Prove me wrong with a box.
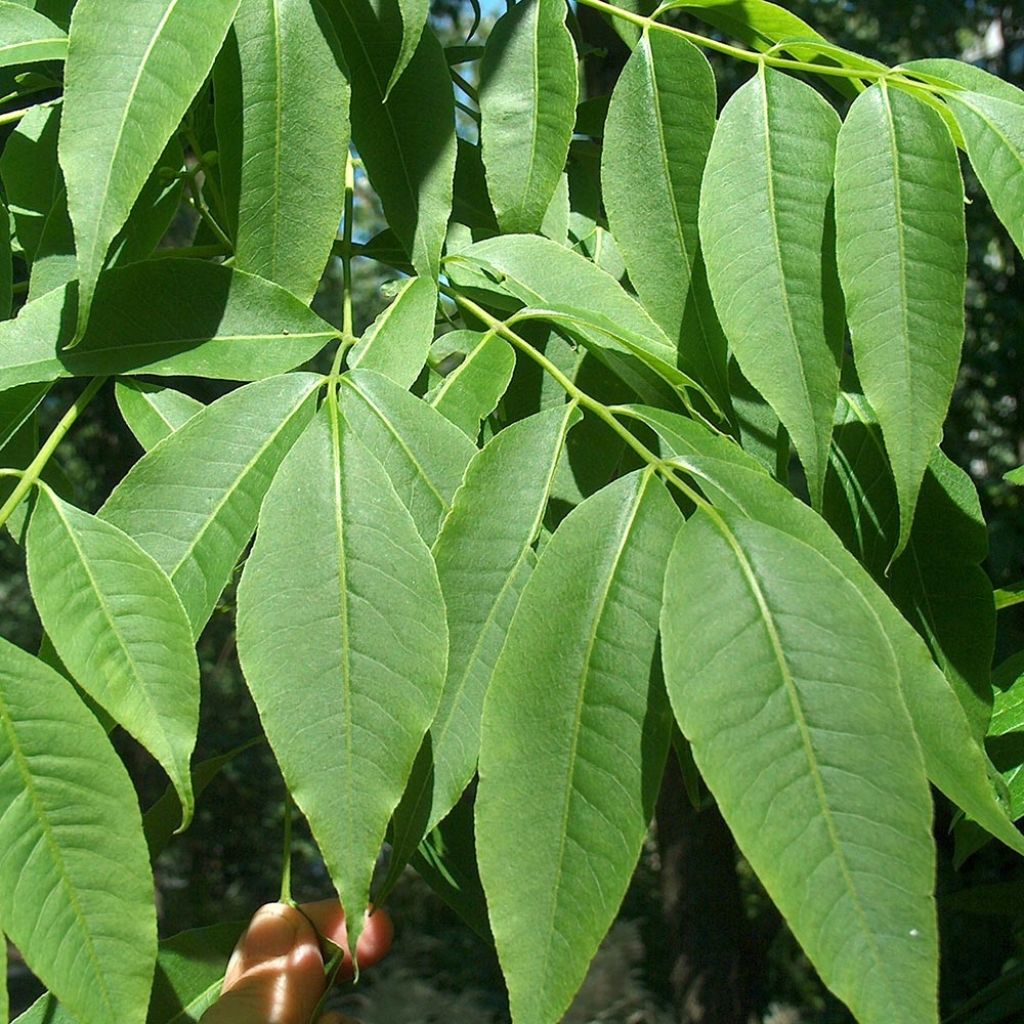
[245,904,299,960]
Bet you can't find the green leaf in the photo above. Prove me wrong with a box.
[99,373,321,637]
[452,138,499,236]
[991,654,1024,739]
[476,470,678,1024]
[0,102,61,263]
[0,383,48,452]
[0,636,155,1024]
[215,0,350,303]
[0,261,336,390]
[0,197,10,321]
[478,0,578,235]
[59,0,241,337]
[329,0,455,278]
[115,380,205,452]
[945,91,1024,258]
[699,65,841,506]
[0,3,66,68]
[14,921,244,1024]
[662,509,937,1024]
[824,392,995,738]
[400,404,578,844]
[387,0,429,98]
[427,330,516,437]
[338,369,477,545]
[900,58,1024,106]
[602,31,730,412]
[629,404,1024,858]
[1,933,7,1024]
[26,485,200,825]
[835,83,967,558]
[236,400,448,952]
[349,276,437,389]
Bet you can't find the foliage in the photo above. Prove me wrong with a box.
[0,2,1023,1024]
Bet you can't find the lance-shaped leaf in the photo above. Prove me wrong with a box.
[699,65,841,506]
[824,392,994,739]
[0,636,155,1024]
[349,276,437,389]
[115,380,205,452]
[236,401,448,952]
[478,0,577,234]
[427,330,515,437]
[0,261,336,390]
[629,404,1024,857]
[387,0,429,97]
[602,31,729,411]
[26,485,199,824]
[944,91,1024,258]
[0,3,67,68]
[339,369,476,545]
[329,0,455,278]
[99,373,321,637]
[835,83,967,557]
[476,470,678,1024]
[0,197,10,321]
[662,510,937,1024]
[397,404,579,847]
[59,0,240,337]
[215,0,349,303]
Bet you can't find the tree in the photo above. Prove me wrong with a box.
[0,1,1023,1024]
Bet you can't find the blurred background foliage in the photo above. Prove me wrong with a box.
[3,2,1024,1022]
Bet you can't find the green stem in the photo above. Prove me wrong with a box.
[183,123,230,227]
[185,172,233,250]
[341,152,356,344]
[574,0,952,93]
[442,286,711,510]
[0,377,107,532]
[279,793,294,905]
[0,101,57,128]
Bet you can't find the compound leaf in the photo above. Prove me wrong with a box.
[477,470,678,1024]
[27,486,199,825]
[236,400,447,953]
[59,0,241,337]
[0,636,155,1024]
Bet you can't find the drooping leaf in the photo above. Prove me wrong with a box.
[59,0,241,336]
[476,470,678,1024]
[602,30,729,412]
[835,83,967,557]
[395,403,579,850]
[478,0,578,234]
[99,373,321,636]
[0,3,67,68]
[236,400,448,952]
[338,368,476,545]
[387,0,429,97]
[26,485,200,824]
[215,0,350,302]
[0,261,336,390]
[628,404,1024,857]
[0,636,155,1024]
[349,276,437,389]
[699,65,841,506]
[329,0,455,278]
[944,90,1024,258]
[427,330,516,436]
[115,380,205,452]
[0,102,61,262]
[824,392,994,738]
[662,509,937,1024]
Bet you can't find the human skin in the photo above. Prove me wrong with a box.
[199,899,393,1024]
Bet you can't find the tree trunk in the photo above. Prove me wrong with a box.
[655,755,765,1024]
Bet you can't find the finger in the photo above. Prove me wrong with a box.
[318,1013,362,1024]
[202,904,326,1024]
[298,899,394,980]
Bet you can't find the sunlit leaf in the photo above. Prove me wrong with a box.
[479,0,578,234]
[100,373,321,636]
[115,380,205,452]
[236,400,447,951]
[835,83,967,557]
[27,485,199,824]
[0,3,66,68]
[387,0,429,97]
[0,636,155,1024]
[59,0,241,336]
[477,470,678,1024]
[427,330,515,436]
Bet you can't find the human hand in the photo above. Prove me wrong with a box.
[199,899,393,1024]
